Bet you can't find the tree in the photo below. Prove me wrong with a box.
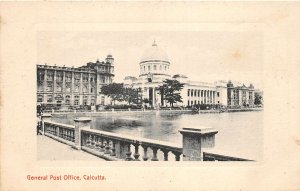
[123,88,141,105]
[158,79,184,107]
[101,83,124,104]
[254,92,263,105]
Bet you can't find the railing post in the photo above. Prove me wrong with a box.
[179,127,218,161]
[73,117,91,150]
[41,114,52,135]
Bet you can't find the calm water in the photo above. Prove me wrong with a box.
[52,111,263,160]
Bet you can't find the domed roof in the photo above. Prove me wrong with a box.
[140,41,169,63]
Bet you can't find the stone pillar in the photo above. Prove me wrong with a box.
[179,127,218,161]
[115,141,129,159]
[41,113,52,135]
[73,117,91,150]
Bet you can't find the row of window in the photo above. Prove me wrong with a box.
[141,64,169,72]
[38,73,97,82]
[39,84,95,93]
[37,94,95,103]
[187,90,219,97]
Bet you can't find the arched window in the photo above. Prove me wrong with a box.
[154,65,157,70]
[148,65,151,71]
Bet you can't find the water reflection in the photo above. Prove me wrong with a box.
[53,111,263,160]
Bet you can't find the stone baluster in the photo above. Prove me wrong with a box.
[172,151,181,161]
[133,143,140,161]
[161,149,169,161]
[90,135,96,149]
[56,126,60,137]
[125,144,133,161]
[151,147,159,161]
[104,139,111,154]
[99,137,105,152]
[67,130,71,141]
[179,127,218,161]
[86,134,92,148]
[71,131,75,142]
[95,136,100,150]
[110,141,116,156]
[142,145,149,161]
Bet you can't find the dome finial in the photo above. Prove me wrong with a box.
[152,40,157,46]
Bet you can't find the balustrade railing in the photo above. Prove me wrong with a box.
[40,115,253,162]
[44,121,75,143]
[80,128,182,161]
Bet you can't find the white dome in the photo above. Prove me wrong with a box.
[140,41,169,63]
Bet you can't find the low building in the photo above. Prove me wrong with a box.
[37,55,114,110]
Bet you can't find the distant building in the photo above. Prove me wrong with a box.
[124,41,257,108]
[37,55,114,109]
[227,81,255,108]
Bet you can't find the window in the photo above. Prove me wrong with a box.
[74,100,79,105]
[56,73,63,82]
[144,66,146,71]
[56,84,62,92]
[187,89,190,96]
[65,100,70,105]
[74,95,79,99]
[66,73,72,82]
[83,75,88,82]
[37,95,43,102]
[101,96,105,105]
[47,95,53,102]
[83,85,88,93]
[47,83,53,92]
[66,85,71,92]
[217,92,220,97]
[101,77,105,83]
[154,65,157,70]
[160,65,162,70]
[164,66,167,70]
[47,72,53,81]
[148,65,150,71]
[91,87,94,93]
[74,84,79,92]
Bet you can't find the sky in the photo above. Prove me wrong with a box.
[37,31,263,89]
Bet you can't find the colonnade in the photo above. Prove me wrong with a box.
[187,89,217,106]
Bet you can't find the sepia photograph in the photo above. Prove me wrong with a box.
[36,31,264,162]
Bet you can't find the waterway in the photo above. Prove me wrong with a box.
[52,111,263,161]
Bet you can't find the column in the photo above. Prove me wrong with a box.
[73,117,91,150]
[179,127,218,161]
[44,69,47,102]
[53,70,57,96]
[87,73,91,105]
[71,72,74,106]
[80,73,83,105]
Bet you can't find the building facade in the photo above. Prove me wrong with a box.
[227,81,255,108]
[37,55,114,109]
[124,41,256,108]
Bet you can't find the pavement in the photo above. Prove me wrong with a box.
[37,135,105,161]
